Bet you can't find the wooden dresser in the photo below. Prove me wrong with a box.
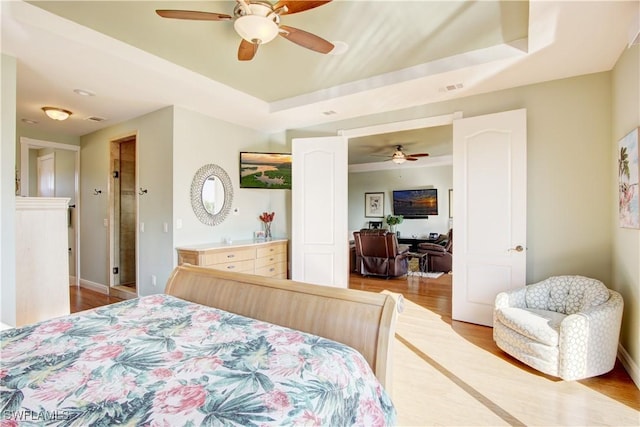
[176,239,288,279]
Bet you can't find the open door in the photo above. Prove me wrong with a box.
[452,109,527,326]
[291,136,348,287]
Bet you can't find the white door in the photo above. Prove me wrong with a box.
[452,109,527,326]
[292,136,349,287]
[37,153,55,197]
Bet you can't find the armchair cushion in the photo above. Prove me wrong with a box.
[495,307,566,347]
[417,242,446,254]
[524,275,610,315]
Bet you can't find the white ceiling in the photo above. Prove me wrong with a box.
[2,0,638,164]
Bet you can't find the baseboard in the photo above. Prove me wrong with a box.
[79,278,109,295]
[69,275,76,286]
[618,343,640,389]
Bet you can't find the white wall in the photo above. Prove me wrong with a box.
[611,43,639,384]
[172,107,289,251]
[1,54,17,326]
[80,107,174,295]
[348,165,452,238]
[78,106,291,294]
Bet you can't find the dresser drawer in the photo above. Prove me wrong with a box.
[204,248,255,266]
[256,243,285,258]
[255,252,286,269]
[210,259,255,273]
[178,250,199,266]
[176,240,288,278]
[255,262,286,277]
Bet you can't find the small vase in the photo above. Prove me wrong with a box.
[389,225,396,234]
[264,222,272,240]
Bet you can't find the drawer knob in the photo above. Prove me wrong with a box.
[227,254,235,258]
[269,268,275,272]
[227,265,235,269]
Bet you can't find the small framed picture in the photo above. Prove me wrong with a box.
[365,192,384,218]
[254,230,266,241]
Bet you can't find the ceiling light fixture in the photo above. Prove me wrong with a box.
[42,107,73,121]
[392,157,406,164]
[73,88,95,97]
[234,15,279,44]
[233,2,280,45]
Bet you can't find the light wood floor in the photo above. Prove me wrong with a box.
[71,274,640,426]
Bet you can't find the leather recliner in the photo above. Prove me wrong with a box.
[417,229,452,273]
[353,229,409,278]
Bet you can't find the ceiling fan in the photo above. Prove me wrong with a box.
[156,0,334,61]
[382,145,430,164]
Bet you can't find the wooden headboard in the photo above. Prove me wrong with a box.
[165,264,398,389]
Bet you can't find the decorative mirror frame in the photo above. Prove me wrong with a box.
[190,164,234,226]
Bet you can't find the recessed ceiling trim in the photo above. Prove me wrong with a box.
[269,40,528,113]
[339,112,463,139]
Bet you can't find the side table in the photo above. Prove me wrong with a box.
[406,252,428,276]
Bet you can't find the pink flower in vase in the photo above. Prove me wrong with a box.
[259,211,275,238]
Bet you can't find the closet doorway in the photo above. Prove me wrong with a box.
[109,134,138,298]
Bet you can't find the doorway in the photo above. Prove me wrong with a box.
[20,137,80,287]
[109,135,137,298]
[36,153,55,197]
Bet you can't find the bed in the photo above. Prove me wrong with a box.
[0,265,398,426]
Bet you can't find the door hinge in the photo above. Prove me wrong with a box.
[113,267,119,274]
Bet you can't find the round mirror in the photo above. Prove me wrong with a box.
[190,164,233,226]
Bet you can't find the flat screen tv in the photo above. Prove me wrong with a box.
[392,189,438,218]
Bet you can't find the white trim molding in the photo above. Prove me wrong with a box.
[79,278,108,295]
[618,344,640,389]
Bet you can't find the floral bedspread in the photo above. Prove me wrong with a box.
[0,294,395,426]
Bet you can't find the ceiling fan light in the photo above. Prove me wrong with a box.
[392,157,406,164]
[42,107,72,121]
[234,15,279,44]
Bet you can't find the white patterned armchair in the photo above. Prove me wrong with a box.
[493,276,623,381]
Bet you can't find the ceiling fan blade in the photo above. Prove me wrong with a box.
[405,157,419,161]
[408,153,430,158]
[156,10,232,21]
[279,25,334,54]
[274,1,332,15]
[238,39,258,61]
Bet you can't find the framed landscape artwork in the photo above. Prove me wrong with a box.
[365,192,384,218]
[618,127,639,229]
[240,152,292,189]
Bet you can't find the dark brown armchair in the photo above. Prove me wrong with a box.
[418,229,453,273]
[353,229,410,278]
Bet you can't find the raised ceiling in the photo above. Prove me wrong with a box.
[27,1,529,102]
[3,0,637,143]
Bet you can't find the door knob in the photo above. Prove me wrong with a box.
[509,245,525,252]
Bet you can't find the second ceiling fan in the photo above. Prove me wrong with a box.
[156,0,334,61]
[383,145,430,164]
